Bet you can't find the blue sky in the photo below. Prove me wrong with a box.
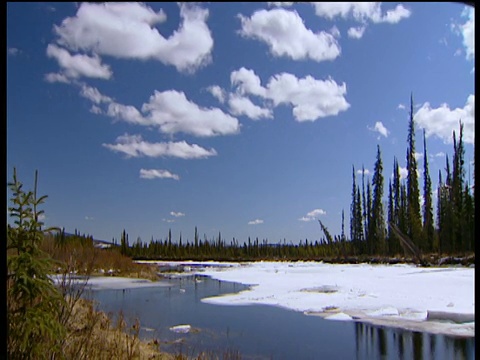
[7,2,474,244]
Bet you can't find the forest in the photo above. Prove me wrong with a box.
[53,96,474,263]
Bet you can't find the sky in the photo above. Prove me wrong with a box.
[7,2,475,245]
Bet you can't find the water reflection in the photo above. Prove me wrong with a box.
[354,322,475,360]
[87,276,475,360]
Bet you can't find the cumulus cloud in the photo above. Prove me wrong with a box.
[248,219,264,225]
[228,95,272,120]
[103,134,217,159]
[206,85,227,103]
[84,216,94,221]
[414,95,474,144]
[368,121,389,137]
[44,72,71,84]
[170,211,185,217]
[397,103,406,110]
[142,90,240,137]
[46,44,113,80]
[347,26,366,39]
[231,67,267,97]
[299,208,326,222]
[329,25,341,38]
[229,68,350,122]
[140,169,180,180]
[266,73,350,121]
[238,8,340,62]
[80,84,113,104]
[53,2,213,73]
[311,2,411,24]
[80,86,240,137]
[460,6,474,60]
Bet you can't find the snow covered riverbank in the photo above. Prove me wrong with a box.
[180,261,475,337]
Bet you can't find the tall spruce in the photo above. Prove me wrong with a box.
[369,145,385,255]
[406,94,423,248]
[451,122,465,252]
[350,166,359,243]
[422,129,435,252]
[387,179,394,255]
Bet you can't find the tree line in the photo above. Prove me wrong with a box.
[113,95,474,261]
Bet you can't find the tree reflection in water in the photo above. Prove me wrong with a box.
[354,322,474,360]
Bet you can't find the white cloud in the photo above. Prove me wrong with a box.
[107,102,149,126]
[46,44,112,80]
[142,90,240,137]
[85,216,94,221]
[85,88,240,137]
[311,3,411,24]
[90,105,103,114]
[414,95,474,144]
[347,26,366,39]
[432,152,445,158]
[267,2,294,7]
[356,168,370,176]
[329,25,341,38]
[368,121,389,137]
[170,211,185,217]
[140,169,180,180]
[414,152,423,161]
[53,2,213,73]
[103,134,217,159]
[163,218,175,223]
[207,85,226,103]
[381,4,411,24]
[248,219,264,225]
[460,6,475,60]
[80,85,113,104]
[299,208,326,222]
[398,166,408,180]
[44,72,71,84]
[238,8,341,62]
[397,103,406,110]
[266,73,350,121]
[8,47,20,56]
[231,67,267,97]
[228,95,272,120]
[229,68,350,122]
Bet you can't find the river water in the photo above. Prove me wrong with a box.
[85,274,474,359]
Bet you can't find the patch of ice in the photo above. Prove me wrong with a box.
[324,312,353,321]
[366,307,399,317]
[169,324,191,333]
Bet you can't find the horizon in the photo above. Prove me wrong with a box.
[7,2,475,245]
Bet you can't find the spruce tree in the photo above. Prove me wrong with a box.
[406,94,423,249]
[422,129,434,252]
[7,168,66,359]
[370,145,385,255]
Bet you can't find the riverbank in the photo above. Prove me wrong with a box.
[145,260,475,338]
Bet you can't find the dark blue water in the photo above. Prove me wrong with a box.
[85,275,475,360]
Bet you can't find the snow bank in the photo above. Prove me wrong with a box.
[194,261,474,337]
[51,275,170,290]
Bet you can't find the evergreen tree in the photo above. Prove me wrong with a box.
[406,94,423,248]
[422,129,435,252]
[7,169,66,358]
[370,145,385,255]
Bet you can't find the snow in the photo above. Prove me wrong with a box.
[191,261,474,337]
[51,275,170,290]
[169,324,191,333]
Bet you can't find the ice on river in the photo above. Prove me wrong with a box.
[190,261,475,337]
